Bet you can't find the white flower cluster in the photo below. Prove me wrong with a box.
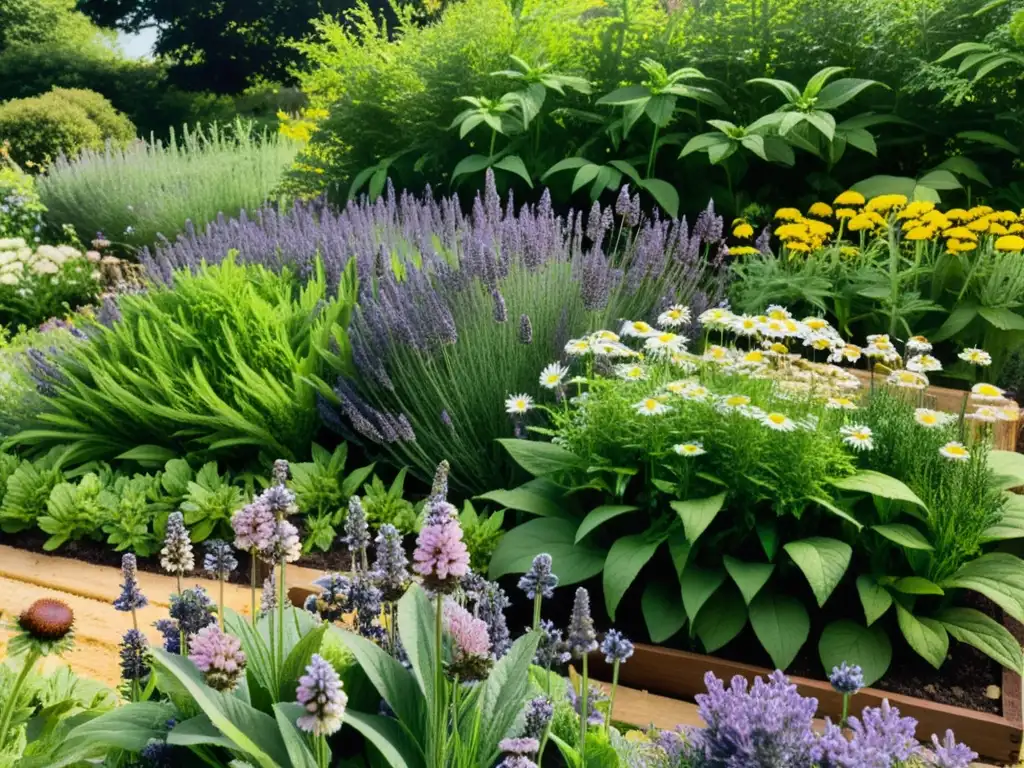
[0,238,100,286]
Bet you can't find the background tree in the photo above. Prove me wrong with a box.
[0,0,109,53]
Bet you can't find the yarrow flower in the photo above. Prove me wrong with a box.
[119,628,150,681]
[567,587,598,657]
[189,624,246,692]
[958,347,992,366]
[202,540,238,580]
[616,363,647,381]
[905,335,932,354]
[829,662,864,695]
[518,553,558,600]
[539,362,569,389]
[600,630,634,664]
[888,370,928,389]
[114,553,148,613]
[231,500,276,552]
[296,654,347,736]
[413,502,470,592]
[840,424,874,452]
[939,441,970,462]
[160,512,194,575]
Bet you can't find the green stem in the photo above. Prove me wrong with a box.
[434,594,445,768]
[605,660,620,735]
[579,654,589,761]
[177,572,187,656]
[646,123,661,178]
[888,223,900,337]
[489,129,497,159]
[841,693,849,728]
[0,649,39,750]
[219,574,225,631]
[277,560,287,677]
[532,593,542,631]
[250,549,258,626]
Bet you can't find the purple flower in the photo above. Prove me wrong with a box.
[474,580,511,658]
[534,619,570,668]
[566,679,607,726]
[430,460,450,503]
[160,512,194,575]
[600,629,634,664]
[113,553,148,612]
[296,654,347,736]
[497,757,537,768]
[829,662,864,696]
[656,729,686,762]
[844,700,920,767]
[519,314,533,344]
[344,496,371,561]
[260,484,298,517]
[567,587,597,658]
[261,519,301,565]
[517,553,557,600]
[499,737,539,755]
[522,696,553,739]
[412,512,470,592]
[444,598,492,680]
[307,573,351,622]
[929,729,977,768]
[260,571,277,616]
[348,575,383,640]
[203,540,238,580]
[189,624,246,692]
[169,587,216,636]
[371,524,409,602]
[492,289,508,323]
[119,628,149,681]
[231,500,276,552]
[154,619,180,654]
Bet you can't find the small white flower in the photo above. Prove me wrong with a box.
[589,329,621,343]
[615,364,647,381]
[905,335,932,354]
[564,338,591,356]
[766,305,793,320]
[906,354,942,373]
[645,332,687,354]
[825,397,857,410]
[539,363,569,389]
[732,315,761,336]
[802,316,832,333]
[970,382,1006,402]
[939,441,970,462]
[680,385,711,401]
[913,408,954,428]
[669,353,699,373]
[620,320,657,338]
[761,412,796,431]
[593,340,638,358]
[663,379,696,395]
[967,406,1000,423]
[658,305,691,328]
[673,442,706,457]
[958,347,992,366]
[703,345,731,363]
[804,333,837,352]
[887,370,929,390]
[505,394,534,414]
[830,344,863,364]
[633,398,671,416]
[840,424,874,451]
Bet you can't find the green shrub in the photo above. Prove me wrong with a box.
[0,162,46,240]
[48,87,136,145]
[0,95,103,169]
[38,120,299,249]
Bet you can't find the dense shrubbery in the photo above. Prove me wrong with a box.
[0,160,45,241]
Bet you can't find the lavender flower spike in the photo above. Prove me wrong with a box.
[371,524,409,602]
[518,553,558,600]
[262,519,301,565]
[160,512,194,576]
[260,571,277,616]
[600,630,634,664]
[189,624,246,692]
[567,587,598,658]
[412,501,470,593]
[522,696,554,739]
[296,654,347,736]
[169,587,216,636]
[272,458,290,485]
[930,729,977,768]
[231,499,275,552]
[519,314,533,344]
[119,628,149,681]
[430,460,450,503]
[344,496,370,566]
[154,619,180,654]
[829,661,864,695]
[203,540,238,579]
[499,737,539,755]
[113,553,148,612]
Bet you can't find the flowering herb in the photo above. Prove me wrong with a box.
[518,553,558,629]
[188,624,246,692]
[371,523,409,603]
[599,629,633,733]
[296,654,347,738]
[344,495,371,571]
[113,553,148,624]
[203,539,238,629]
[829,661,864,726]
[306,573,351,623]
[412,500,470,594]
[160,512,195,587]
[443,599,493,681]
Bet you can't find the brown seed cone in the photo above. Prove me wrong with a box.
[19,598,75,640]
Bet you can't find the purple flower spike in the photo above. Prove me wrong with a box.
[930,729,977,768]
[169,587,215,636]
[114,553,148,612]
[344,496,370,559]
[188,624,246,692]
[829,661,864,695]
[160,512,194,575]
[499,737,539,755]
[522,696,553,739]
[154,618,180,654]
[119,628,149,681]
[517,553,558,600]
[567,588,598,658]
[371,524,409,602]
[600,629,634,665]
[412,505,469,593]
[231,500,276,551]
[203,540,238,579]
[296,654,347,736]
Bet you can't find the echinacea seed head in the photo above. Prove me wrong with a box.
[20,598,74,640]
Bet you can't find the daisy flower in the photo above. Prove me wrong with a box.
[703,345,731,363]
[732,315,761,336]
[634,398,671,416]
[615,364,647,381]
[669,353,699,373]
[831,344,862,364]
[804,333,836,351]
[914,408,954,428]
[840,425,874,451]
[673,442,706,457]
[761,412,796,432]
[505,394,533,414]
[825,397,857,410]
[590,330,620,343]
[664,379,696,395]
[967,406,1000,423]
[958,348,992,367]
[645,332,686,354]
[906,354,942,373]
[971,382,1006,402]
[939,441,970,462]
[699,307,735,329]
[593,340,637,358]
[719,394,752,410]
[866,334,891,345]
[766,305,792,320]
[888,370,928,390]
[681,385,711,400]
[539,363,569,389]
[658,305,691,328]
[759,318,788,339]
[741,350,765,364]
[802,317,831,332]
[620,320,656,338]
[564,338,591,356]
[905,335,932,354]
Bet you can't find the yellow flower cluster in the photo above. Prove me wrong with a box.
[277,108,330,144]
[730,192,1024,256]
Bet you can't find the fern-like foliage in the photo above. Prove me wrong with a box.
[179,462,246,542]
[0,448,67,534]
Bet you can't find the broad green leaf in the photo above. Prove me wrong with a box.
[957,130,1019,154]
[278,623,327,702]
[832,470,927,510]
[982,494,1024,541]
[723,556,775,605]
[477,487,564,519]
[707,140,738,165]
[344,710,425,768]
[933,156,991,186]
[680,133,730,157]
[843,127,877,156]
[943,553,1024,622]
[497,438,584,477]
[644,94,677,126]
[680,564,726,622]
[779,111,805,136]
[542,157,590,181]
[166,715,235,750]
[804,66,848,98]
[783,537,852,606]
[871,524,933,551]
[937,42,994,63]
[114,444,178,464]
[642,580,686,642]
[492,155,534,187]
[988,451,1024,490]
[637,178,680,219]
[892,576,944,596]
[852,175,917,200]
[818,620,892,686]
[273,703,321,768]
[814,78,881,110]
[53,702,175,768]
[749,591,810,669]
[935,607,1023,673]
[763,136,796,166]
[917,169,961,191]
[811,496,863,530]
[397,584,439,706]
[575,505,638,542]
[597,84,651,105]
[896,604,949,669]
[856,575,893,626]
[451,154,491,181]
[693,583,748,652]
[740,134,768,160]
[476,632,541,765]
[667,531,691,578]
[980,306,1024,331]
[604,531,666,619]
[671,492,727,543]
[756,521,778,560]
[747,77,802,102]
[931,302,980,342]
[489,517,606,584]
[608,159,642,183]
[803,110,836,141]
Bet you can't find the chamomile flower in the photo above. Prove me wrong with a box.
[539,363,569,389]
[615,364,647,381]
[673,442,706,457]
[888,370,928,390]
[905,336,932,354]
[663,380,694,395]
[505,394,534,414]
[939,441,970,462]
[906,354,942,373]
[914,408,954,428]
[967,406,1001,423]
[593,340,637,358]
[718,394,752,410]
[833,344,862,363]
[802,317,831,332]
[658,305,691,328]
[732,314,761,336]
[634,398,671,416]
[766,305,792,320]
[761,412,796,432]
[564,338,591,356]
[620,320,656,338]
[740,350,766,365]
[590,330,620,343]
[759,318,788,339]
[840,425,874,451]
[680,385,711,400]
[971,382,1006,402]
[958,348,992,367]
[699,307,735,329]
[804,334,836,352]
[825,397,857,410]
[703,345,731,363]
[645,332,686,354]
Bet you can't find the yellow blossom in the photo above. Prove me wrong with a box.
[904,226,935,241]
[989,223,1009,235]
[969,205,993,218]
[774,208,803,221]
[733,222,754,239]
[865,194,908,212]
[995,235,1024,252]
[966,217,991,232]
[834,208,857,220]
[786,241,811,253]
[808,202,833,217]
[729,245,761,256]
[943,227,977,241]
[847,214,876,231]
[834,190,865,206]
[805,220,834,237]
[1010,223,1024,233]
[947,239,976,254]
[897,201,935,219]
